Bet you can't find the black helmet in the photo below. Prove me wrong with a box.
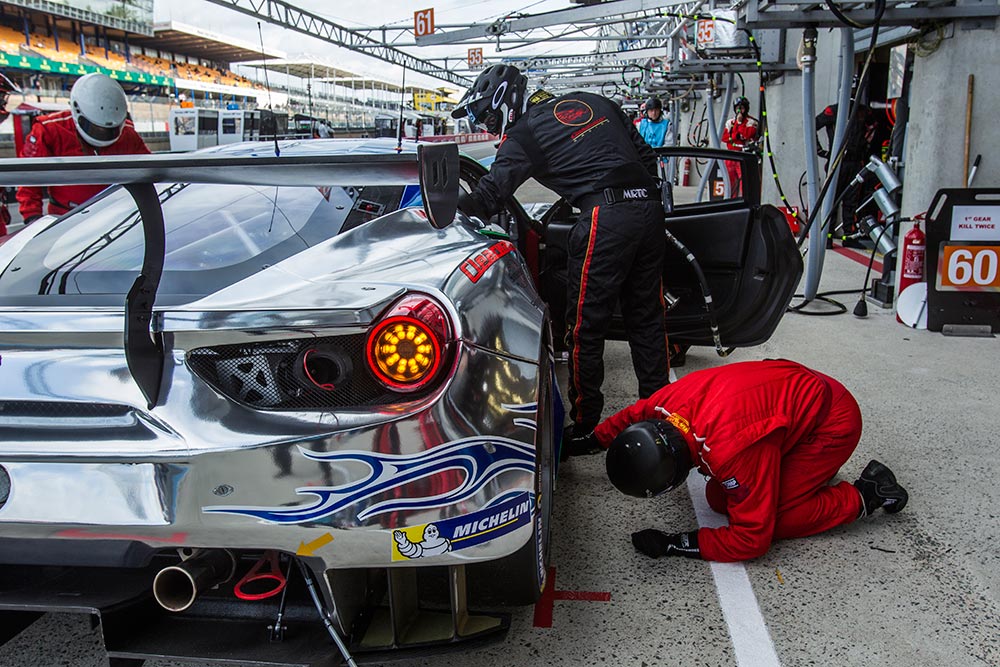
[733,96,750,113]
[451,64,528,136]
[645,96,662,112]
[606,419,692,498]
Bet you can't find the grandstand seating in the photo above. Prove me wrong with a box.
[133,53,172,78]
[83,45,129,70]
[0,24,28,54]
[0,23,259,92]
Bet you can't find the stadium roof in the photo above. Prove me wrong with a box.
[130,21,285,63]
[240,59,442,95]
[0,0,154,36]
[239,59,357,83]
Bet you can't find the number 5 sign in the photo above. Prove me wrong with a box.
[468,48,484,69]
[414,8,434,38]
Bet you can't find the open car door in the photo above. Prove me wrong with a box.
[534,146,802,350]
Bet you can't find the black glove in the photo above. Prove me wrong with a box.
[457,191,485,219]
[23,215,40,225]
[559,429,602,461]
[631,529,700,559]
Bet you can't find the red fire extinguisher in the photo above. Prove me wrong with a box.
[896,220,926,323]
[681,157,691,186]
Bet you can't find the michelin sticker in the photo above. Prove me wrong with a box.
[391,491,533,561]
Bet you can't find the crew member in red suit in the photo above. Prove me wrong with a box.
[17,73,149,224]
[0,71,20,237]
[721,96,759,196]
[575,359,908,562]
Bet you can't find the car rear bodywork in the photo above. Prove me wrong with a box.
[0,140,557,665]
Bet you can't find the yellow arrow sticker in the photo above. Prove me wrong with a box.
[296,532,334,557]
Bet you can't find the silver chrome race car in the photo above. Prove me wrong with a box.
[0,139,800,666]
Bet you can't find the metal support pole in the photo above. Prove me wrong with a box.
[696,83,719,203]
[666,99,680,181]
[719,72,734,197]
[819,29,854,246]
[801,28,823,300]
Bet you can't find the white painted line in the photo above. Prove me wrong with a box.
[687,474,781,667]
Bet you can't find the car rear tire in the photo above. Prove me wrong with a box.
[468,344,555,606]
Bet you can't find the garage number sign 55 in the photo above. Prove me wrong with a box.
[937,245,1000,291]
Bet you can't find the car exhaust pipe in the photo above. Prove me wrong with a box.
[153,549,237,612]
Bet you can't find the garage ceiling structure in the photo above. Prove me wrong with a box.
[198,1,998,100]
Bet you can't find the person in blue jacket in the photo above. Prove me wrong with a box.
[638,97,669,148]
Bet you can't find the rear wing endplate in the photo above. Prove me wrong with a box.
[0,143,461,408]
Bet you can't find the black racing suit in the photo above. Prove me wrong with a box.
[462,91,671,434]
[816,104,887,236]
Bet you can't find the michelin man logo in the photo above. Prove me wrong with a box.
[389,491,533,561]
[393,524,452,559]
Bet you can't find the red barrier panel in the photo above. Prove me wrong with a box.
[420,132,496,144]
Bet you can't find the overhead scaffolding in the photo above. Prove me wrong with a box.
[745,0,1000,28]
[412,0,701,47]
[199,0,473,87]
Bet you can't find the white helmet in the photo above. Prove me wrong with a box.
[70,73,127,147]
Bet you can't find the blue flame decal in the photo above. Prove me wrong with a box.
[204,437,535,525]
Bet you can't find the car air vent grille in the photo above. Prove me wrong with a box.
[0,401,133,419]
[187,334,404,411]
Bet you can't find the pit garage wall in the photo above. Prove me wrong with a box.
[899,20,1000,217]
[754,21,1000,217]
[748,21,999,303]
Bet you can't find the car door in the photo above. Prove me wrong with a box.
[534,146,802,349]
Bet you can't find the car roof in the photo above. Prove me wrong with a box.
[195,137,422,158]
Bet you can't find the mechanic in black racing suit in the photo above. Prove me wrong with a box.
[451,64,672,458]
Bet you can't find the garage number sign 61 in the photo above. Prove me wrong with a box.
[414,8,434,37]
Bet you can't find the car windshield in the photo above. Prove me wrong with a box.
[0,183,408,306]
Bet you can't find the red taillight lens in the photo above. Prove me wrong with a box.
[366,294,451,392]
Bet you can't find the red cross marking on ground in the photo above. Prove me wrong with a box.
[532,566,611,628]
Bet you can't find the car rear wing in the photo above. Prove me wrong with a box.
[0,143,461,409]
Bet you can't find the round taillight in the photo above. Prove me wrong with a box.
[366,295,450,392]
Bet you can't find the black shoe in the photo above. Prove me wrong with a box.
[854,460,908,516]
[669,344,688,368]
[559,425,602,461]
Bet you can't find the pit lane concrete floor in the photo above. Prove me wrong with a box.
[4,147,999,667]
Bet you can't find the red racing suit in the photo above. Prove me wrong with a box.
[17,110,150,220]
[721,115,759,196]
[594,360,863,562]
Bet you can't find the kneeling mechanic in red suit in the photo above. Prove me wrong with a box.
[573,359,908,562]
